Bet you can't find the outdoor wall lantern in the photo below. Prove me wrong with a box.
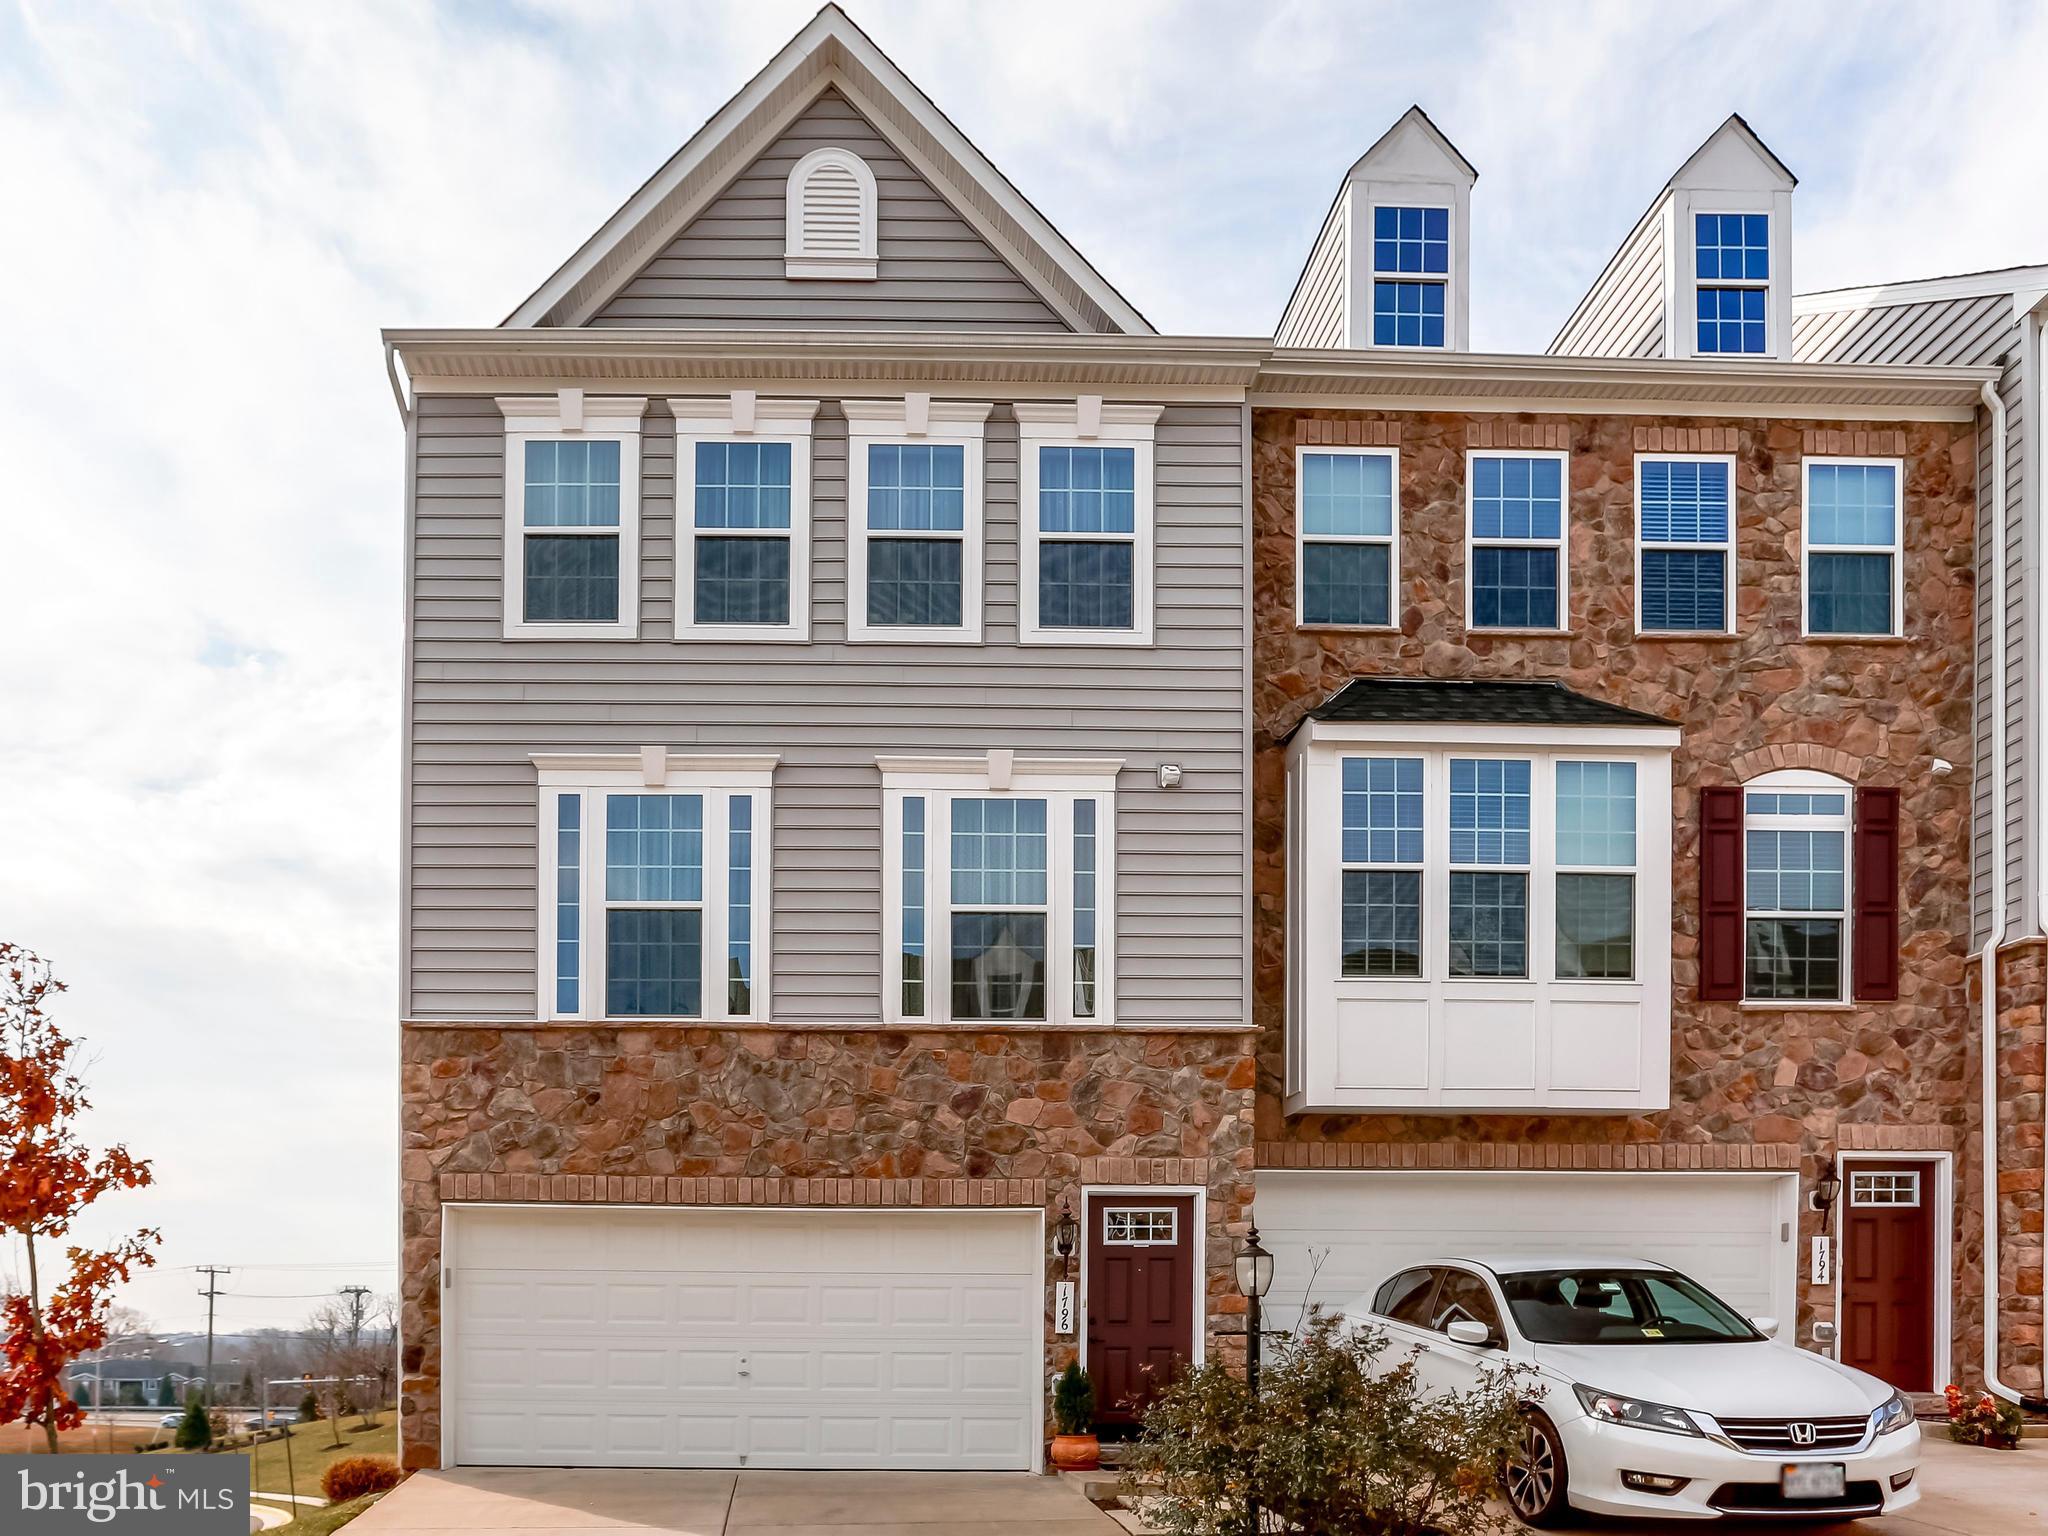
[1053,1200,1079,1275]
[1811,1156,1842,1222]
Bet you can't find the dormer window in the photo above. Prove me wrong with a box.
[784,146,877,280]
[1694,213,1769,354]
[1371,205,1449,348]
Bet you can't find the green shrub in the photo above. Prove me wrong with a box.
[321,1455,403,1501]
[299,1390,321,1422]
[1120,1313,1531,1536]
[1052,1362,1095,1435]
[173,1398,212,1451]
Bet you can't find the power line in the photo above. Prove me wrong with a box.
[195,1267,231,1407]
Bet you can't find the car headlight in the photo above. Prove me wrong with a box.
[1873,1390,1915,1436]
[1573,1383,1702,1437]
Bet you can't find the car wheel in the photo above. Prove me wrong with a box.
[1505,1411,1570,1527]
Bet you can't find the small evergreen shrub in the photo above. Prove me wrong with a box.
[1052,1362,1095,1435]
[173,1398,212,1451]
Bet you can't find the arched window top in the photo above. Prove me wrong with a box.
[785,146,878,280]
[1743,767,1852,801]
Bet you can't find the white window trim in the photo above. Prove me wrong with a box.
[1848,1169,1921,1207]
[1016,401,1162,647]
[1101,1207,1179,1246]
[1688,205,1774,358]
[1463,449,1571,633]
[1634,452,1737,636]
[1295,445,1401,630]
[1800,456,1905,639]
[670,397,820,643]
[845,399,992,643]
[498,394,648,640]
[879,752,1121,1028]
[1740,768,1853,1005]
[784,145,878,281]
[1366,201,1454,352]
[533,750,777,1024]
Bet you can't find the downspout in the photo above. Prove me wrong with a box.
[384,338,412,428]
[1978,374,2048,1410]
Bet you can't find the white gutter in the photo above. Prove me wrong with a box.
[1978,374,2047,1410]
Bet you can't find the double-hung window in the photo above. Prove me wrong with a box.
[1803,458,1902,637]
[671,398,819,641]
[499,394,647,639]
[1467,451,1566,630]
[1340,757,1423,977]
[1554,761,1636,979]
[1694,212,1769,355]
[1370,205,1449,348]
[1297,448,1399,627]
[883,756,1117,1026]
[537,752,775,1021]
[846,400,990,642]
[1637,455,1734,633]
[1448,759,1532,977]
[1743,774,1849,1002]
[1017,403,1161,645]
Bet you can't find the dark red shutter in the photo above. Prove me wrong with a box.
[1853,787,1901,1002]
[1698,787,1744,1000]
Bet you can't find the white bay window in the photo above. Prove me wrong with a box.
[1288,702,1675,1113]
[882,754,1118,1027]
[535,751,775,1022]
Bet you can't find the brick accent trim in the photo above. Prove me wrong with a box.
[1726,743,1865,783]
[1836,1123,1955,1152]
[1633,426,1739,453]
[1255,1140,1802,1171]
[1802,429,1907,457]
[437,1172,1049,1207]
[1076,1157,1215,1185]
[1467,420,1570,451]
[1298,417,1399,447]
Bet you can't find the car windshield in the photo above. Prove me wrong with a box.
[1498,1268,1763,1345]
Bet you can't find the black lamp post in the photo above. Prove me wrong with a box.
[1235,1225,1275,1536]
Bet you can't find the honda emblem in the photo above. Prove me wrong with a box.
[1787,1421,1818,1447]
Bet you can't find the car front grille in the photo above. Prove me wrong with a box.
[1709,1480,1885,1517]
[1714,1414,1870,1453]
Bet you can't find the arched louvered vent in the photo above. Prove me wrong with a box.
[785,146,878,280]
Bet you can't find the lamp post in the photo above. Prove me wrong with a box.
[1812,1156,1842,1221]
[1234,1226,1275,1536]
[1053,1200,1079,1277]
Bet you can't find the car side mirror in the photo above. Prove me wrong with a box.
[1446,1319,1495,1348]
[1750,1315,1780,1338]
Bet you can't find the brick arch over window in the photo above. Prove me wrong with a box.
[1727,743,1864,784]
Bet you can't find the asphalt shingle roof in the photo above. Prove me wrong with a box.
[1288,677,1677,738]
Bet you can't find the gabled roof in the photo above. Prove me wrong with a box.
[1287,677,1676,738]
[1670,112,1795,190]
[504,4,1150,334]
[1347,104,1478,183]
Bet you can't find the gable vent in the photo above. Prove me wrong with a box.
[786,146,878,281]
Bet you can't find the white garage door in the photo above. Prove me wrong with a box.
[1256,1171,1796,1332]
[445,1206,1041,1470]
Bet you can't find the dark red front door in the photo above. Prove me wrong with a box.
[1086,1194,1196,1427]
[1840,1161,1936,1392]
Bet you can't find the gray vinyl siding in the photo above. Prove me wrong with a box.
[590,89,1072,332]
[1548,206,1665,358]
[1797,291,2027,944]
[407,394,1248,1025]
[1275,194,1347,348]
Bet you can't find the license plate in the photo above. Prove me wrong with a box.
[1781,1462,1847,1500]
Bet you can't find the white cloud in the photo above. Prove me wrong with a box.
[0,0,2039,1330]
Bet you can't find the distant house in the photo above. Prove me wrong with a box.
[64,1359,205,1407]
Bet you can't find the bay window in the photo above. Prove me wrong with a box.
[498,394,647,639]
[882,754,1118,1026]
[535,752,776,1021]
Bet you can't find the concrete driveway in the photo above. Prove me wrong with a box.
[348,1467,1121,1536]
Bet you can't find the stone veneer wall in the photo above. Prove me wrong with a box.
[1250,410,1994,1373]
[399,1024,1256,1468]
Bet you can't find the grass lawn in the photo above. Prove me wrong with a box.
[238,1411,397,1499]
[260,1491,386,1535]
[0,1420,163,1453]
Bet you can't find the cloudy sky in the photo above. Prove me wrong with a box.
[2,0,2044,1336]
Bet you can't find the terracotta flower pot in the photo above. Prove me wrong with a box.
[1049,1433,1100,1471]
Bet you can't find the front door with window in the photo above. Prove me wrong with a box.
[1086,1194,1196,1428]
[1840,1162,1936,1391]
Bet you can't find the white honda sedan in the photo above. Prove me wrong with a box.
[1347,1255,1920,1524]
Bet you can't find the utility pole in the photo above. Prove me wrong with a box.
[339,1286,371,1350]
[195,1267,231,1407]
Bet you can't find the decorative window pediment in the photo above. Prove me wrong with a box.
[785,146,878,280]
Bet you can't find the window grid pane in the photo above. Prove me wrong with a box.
[1745,828,1847,913]
[1807,552,1893,634]
[1342,757,1424,864]
[694,537,791,626]
[1695,212,1769,282]
[1555,761,1636,867]
[1302,543,1392,626]
[1695,285,1766,354]
[867,442,966,531]
[555,795,580,1014]
[1449,759,1532,866]
[695,441,793,529]
[950,798,1049,907]
[727,796,752,1016]
[1039,447,1136,533]
[1449,871,1528,977]
[902,797,926,1018]
[1343,870,1421,978]
[1040,542,1134,630]
[1074,799,1097,1018]
[1371,279,1445,347]
[867,538,964,627]
[1556,873,1634,979]
[525,439,621,528]
[1745,917,1842,1001]
[606,909,702,1017]
[606,794,705,903]
[1640,459,1732,543]
[1300,452,1395,537]
[1471,548,1559,628]
[1373,205,1449,275]
[1808,463,1898,546]
[524,534,619,623]
[950,913,1046,1020]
